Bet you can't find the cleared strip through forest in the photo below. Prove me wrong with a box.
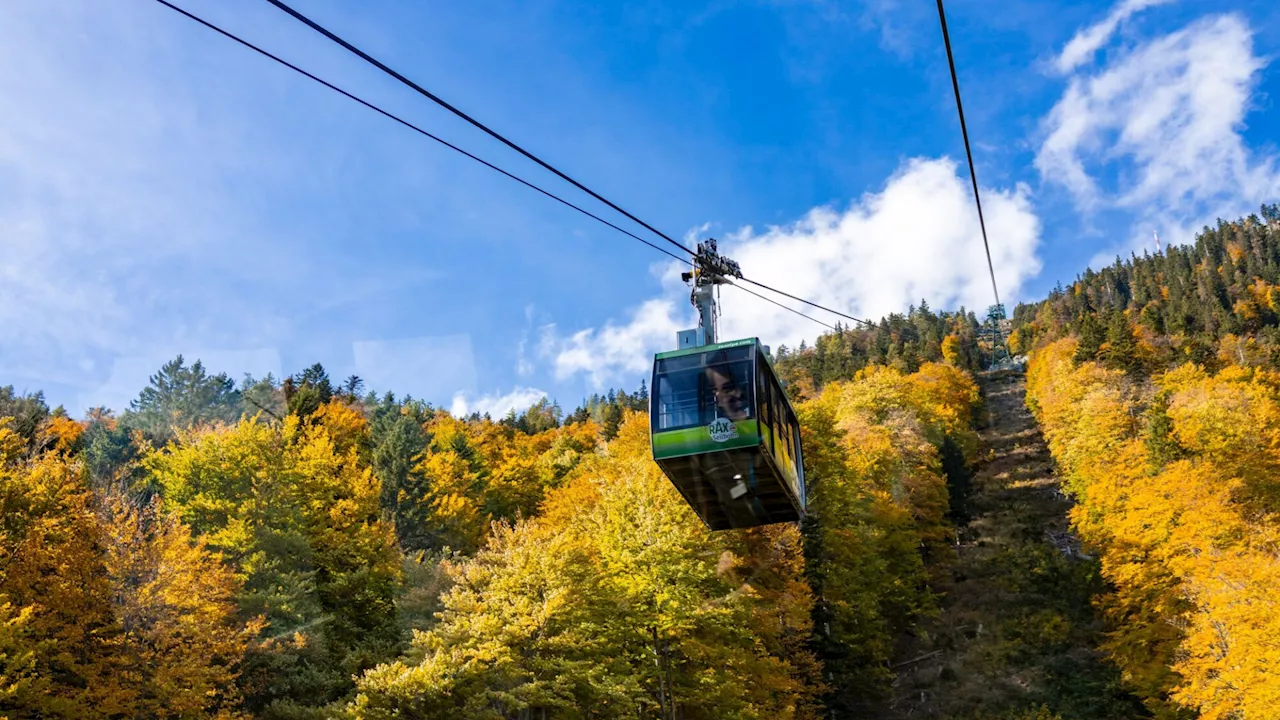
[884,370,1144,720]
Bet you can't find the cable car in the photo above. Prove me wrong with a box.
[645,238,806,530]
[650,336,806,530]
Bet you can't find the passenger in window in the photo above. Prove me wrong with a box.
[706,364,750,421]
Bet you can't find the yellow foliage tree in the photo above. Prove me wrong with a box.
[1027,339,1280,718]
[143,402,402,715]
[0,435,119,718]
[353,414,821,719]
[1007,328,1027,356]
[797,362,978,710]
[942,333,963,365]
[99,496,258,718]
[1,415,255,719]
[407,414,603,553]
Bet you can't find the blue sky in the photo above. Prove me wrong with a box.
[2,0,1278,416]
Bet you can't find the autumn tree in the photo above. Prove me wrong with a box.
[799,363,978,713]
[143,402,402,717]
[0,421,115,718]
[1,415,255,719]
[352,414,821,720]
[1027,338,1280,718]
[400,413,601,554]
[98,495,259,718]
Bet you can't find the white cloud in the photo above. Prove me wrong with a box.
[1038,12,1279,255]
[0,1,447,408]
[550,299,687,388]
[0,1,301,400]
[683,222,714,248]
[545,157,1043,388]
[515,305,536,377]
[451,386,548,419]
[1054,0,1172,74]
[855,0,931,60]
[516,354,534,378]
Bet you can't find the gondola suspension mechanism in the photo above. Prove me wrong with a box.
[649,240,807,530]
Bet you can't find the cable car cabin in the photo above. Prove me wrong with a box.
[649,337,806,530]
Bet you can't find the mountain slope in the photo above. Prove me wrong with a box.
[885,370,1144,720]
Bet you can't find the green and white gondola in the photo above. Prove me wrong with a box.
[649,337,806,530]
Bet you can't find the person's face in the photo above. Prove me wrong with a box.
[708,367,746,419]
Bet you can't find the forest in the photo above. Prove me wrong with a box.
[6,208,1280,719]
[1012,207,1280,719]
[1,350,980,717]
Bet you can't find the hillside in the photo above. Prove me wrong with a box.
[5,210,1280,719]
[1,356,983,719]
[1011,205,1280,369]
[887,371,1143,720]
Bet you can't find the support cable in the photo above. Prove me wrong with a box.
[153,0,918,338]
[262,0,695,258]
[934,0,1002,312]
[739,277,922,341]
[931,0,1008,356]
[739,278,879,331]
[729,283,837,331]
[149,0,690,265]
